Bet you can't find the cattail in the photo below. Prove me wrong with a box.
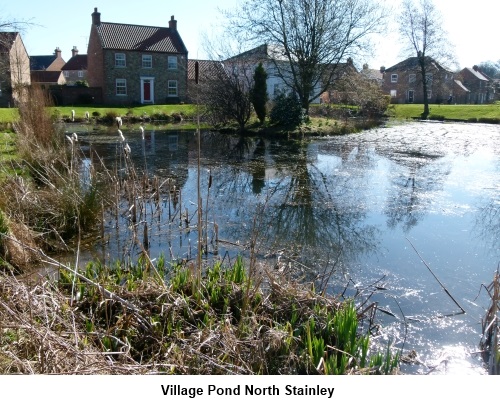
[71,133,78,142]
[116,116,122,128]
[140,125,145,139]
[71,110,75,121]
[124,143,131,155]
[118,129,125,142]
[85,111,90,121]
[65,135,73,145]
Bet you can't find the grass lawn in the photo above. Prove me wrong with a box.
[51,104,198,121]
[0,104,199,123]
[390,103,500,120]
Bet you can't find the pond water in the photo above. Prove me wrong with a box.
[69,121,499,375]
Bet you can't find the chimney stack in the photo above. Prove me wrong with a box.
[72,46,79,57]
[169,15,177,30]
[54,47,62,58]
[92,7,101,25]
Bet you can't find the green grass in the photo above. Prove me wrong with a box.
[0,109,18,123]
[0,104,199,124]
[389,103,500,121]
[50,104,198,121]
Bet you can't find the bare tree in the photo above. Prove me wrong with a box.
[197,59,254,132]
[224,0,386,114]
[398,0,456,118]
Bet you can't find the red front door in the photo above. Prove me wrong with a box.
[143,80,151,102]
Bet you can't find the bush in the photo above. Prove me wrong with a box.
[270,92,306,128]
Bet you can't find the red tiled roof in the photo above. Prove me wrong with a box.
[96,22,187,54]
[62,54,88,70]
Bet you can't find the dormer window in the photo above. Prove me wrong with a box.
[115,53,126,68]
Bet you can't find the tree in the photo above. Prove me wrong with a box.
[225,0,386,114]
[198,59,253,132]
[398,0,456,119]
[251,62,268,124]
[478,60,500,79]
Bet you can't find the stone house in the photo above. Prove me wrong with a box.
[61,47,88,86]
[382,56,455,104]
[0,32,31,107]
[458,66,494,104]
[86,7,188,105]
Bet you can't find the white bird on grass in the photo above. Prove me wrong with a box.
[85,111,90,121]
[116,116,122,128]
[71,110,75,122]
[118,129,125,142]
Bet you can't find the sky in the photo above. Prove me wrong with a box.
[1,0,499,70]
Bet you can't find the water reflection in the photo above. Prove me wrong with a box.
[70,121,500,374]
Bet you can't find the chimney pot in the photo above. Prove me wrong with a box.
[169,15,177,30]
[72,46,79,57]
[92,7,101,25]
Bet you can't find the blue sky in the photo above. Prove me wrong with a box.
[2,0,499,70]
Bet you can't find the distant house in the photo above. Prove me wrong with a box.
[30,47,67,88]
[225,44,327,103]
[360,64,384,86]
[61,47,88,86]
[30,70,66,87]
[30,47,66,71]
[319,58,359,104]
[382,56,455,104]
[0,32,31,106]
[86,7,189,105]
[458,66,494,104]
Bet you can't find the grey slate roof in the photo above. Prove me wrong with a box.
[30,55,58,70]
[96,22,187,54]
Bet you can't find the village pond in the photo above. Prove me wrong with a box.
[68,121,499,375]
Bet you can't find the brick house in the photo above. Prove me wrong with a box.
[87,7,188,105]
[382,56,455,104]
[61,47,88,86]
[30,47,66,71]
[0,32,31,107]
[458,66,494,104]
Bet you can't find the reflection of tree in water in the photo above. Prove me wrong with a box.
[195,135,381,276]
[382,151,450,232]
[474,197,500,253]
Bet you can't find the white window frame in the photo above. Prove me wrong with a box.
[116,78,127,96]
[115,53,126,68]
[409,74,416,83]
[142,54,152,68]
[78,71,84,78]
[168,56,178,70]
[425,73,433,84]
[390,89,397,98]
[63,71,69,77]
[168,80,178,97]
[391,74,398,83]
[427,90,432,99]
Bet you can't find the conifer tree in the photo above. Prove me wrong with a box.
[251,62,268,124]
